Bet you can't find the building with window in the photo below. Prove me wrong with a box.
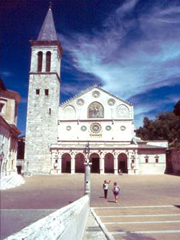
[25,8,167,175]
[0,79,21,178]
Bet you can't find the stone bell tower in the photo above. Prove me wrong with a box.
[25,7,63,174]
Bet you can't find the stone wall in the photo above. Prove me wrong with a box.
[5,195,90,240]
[166,149,180,175]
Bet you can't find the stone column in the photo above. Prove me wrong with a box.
[84,162,92,197]
[129,151,136,174]
[71,152,75,174]
[58,152,62,174]
[42,52,46,72]
[114,152,118,174]
[51,150,56,169]
[127,150,131,173]
[100,152,104,174]
[134,150,139,174]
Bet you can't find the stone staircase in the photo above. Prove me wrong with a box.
[0,174,25,190]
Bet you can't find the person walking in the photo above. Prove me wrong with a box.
[112,182,120,203]
[54,160,58,173]
[118,169,122,175]
[103,180,111,199]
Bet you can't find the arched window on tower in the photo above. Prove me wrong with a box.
[37,51,43,72]
[46,51,51,72]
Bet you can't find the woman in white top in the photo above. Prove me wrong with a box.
[103,180,111,199]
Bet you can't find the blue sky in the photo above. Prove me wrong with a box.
[1,0,180,135]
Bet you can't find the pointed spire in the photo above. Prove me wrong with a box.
[37,7,57,41]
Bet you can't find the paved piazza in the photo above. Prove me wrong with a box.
[1,174,180,239]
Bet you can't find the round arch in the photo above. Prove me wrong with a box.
[104,153,114,173]
[88,102,104,118]
[75,153,85,173]
[118,153,128,173]
[62,153,71,173]
[63,105,76,119]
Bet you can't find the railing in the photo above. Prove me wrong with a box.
[4,195,90,240]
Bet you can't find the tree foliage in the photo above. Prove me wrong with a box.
[173,100,180,117]
[136,110,180,148]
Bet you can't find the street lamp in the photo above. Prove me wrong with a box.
[84,142,92,196]
[0,151,4,179]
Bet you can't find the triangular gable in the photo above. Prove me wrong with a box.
[60,85,132,107]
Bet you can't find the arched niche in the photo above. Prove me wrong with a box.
[116,104,130,119]
[63,105,76,119]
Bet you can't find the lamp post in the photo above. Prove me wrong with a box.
[0,151,4,179]
[84,142,92,197]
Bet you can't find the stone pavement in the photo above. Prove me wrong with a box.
[82,211,107,240]
[1,174,180,239]
[92,205,180,240]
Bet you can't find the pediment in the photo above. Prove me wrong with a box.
[59,85,133,120]
[60,85,132,108]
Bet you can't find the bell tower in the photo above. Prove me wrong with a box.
[25,7,63,173]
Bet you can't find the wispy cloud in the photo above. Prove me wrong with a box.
[61,83,83,98]
[1,71,14,77]
[58,0,180,126]
[117,0,139,14]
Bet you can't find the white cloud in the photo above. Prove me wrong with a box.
[61,83,82,98]
[118,0,139,13]
[58,2,180,127]
[150,6,180,24]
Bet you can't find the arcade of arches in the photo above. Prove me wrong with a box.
[51,149,138,174]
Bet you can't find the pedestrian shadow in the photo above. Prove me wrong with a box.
[124,232,156,240]
[99,196,105,198]
[174,205,180,209]
[107,200,115,203]
[115,229,156,240]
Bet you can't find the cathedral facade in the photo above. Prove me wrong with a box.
[25,8,167,175]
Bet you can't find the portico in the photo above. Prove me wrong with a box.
[50,143,139,175]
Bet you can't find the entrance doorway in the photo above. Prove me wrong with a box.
[91,154,100,173]
[75,153,85,173]
[62,153,71,173]
[17,166,22,174]
[118,153,128,173]
[104,153,114,173]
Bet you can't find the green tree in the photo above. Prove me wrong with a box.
[173,100,180,117]
[136,111,180,148]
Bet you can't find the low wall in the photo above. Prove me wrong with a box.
[5,195,90,240]
[139,163,166,174]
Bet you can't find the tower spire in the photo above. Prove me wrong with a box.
[37,7,57,41]
[49,1,52,9]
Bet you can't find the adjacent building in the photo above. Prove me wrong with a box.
[25,8,167,175]
[0,79,21,178]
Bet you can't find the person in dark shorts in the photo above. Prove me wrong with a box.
[112,182,120,203]
[103,180,111,199]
